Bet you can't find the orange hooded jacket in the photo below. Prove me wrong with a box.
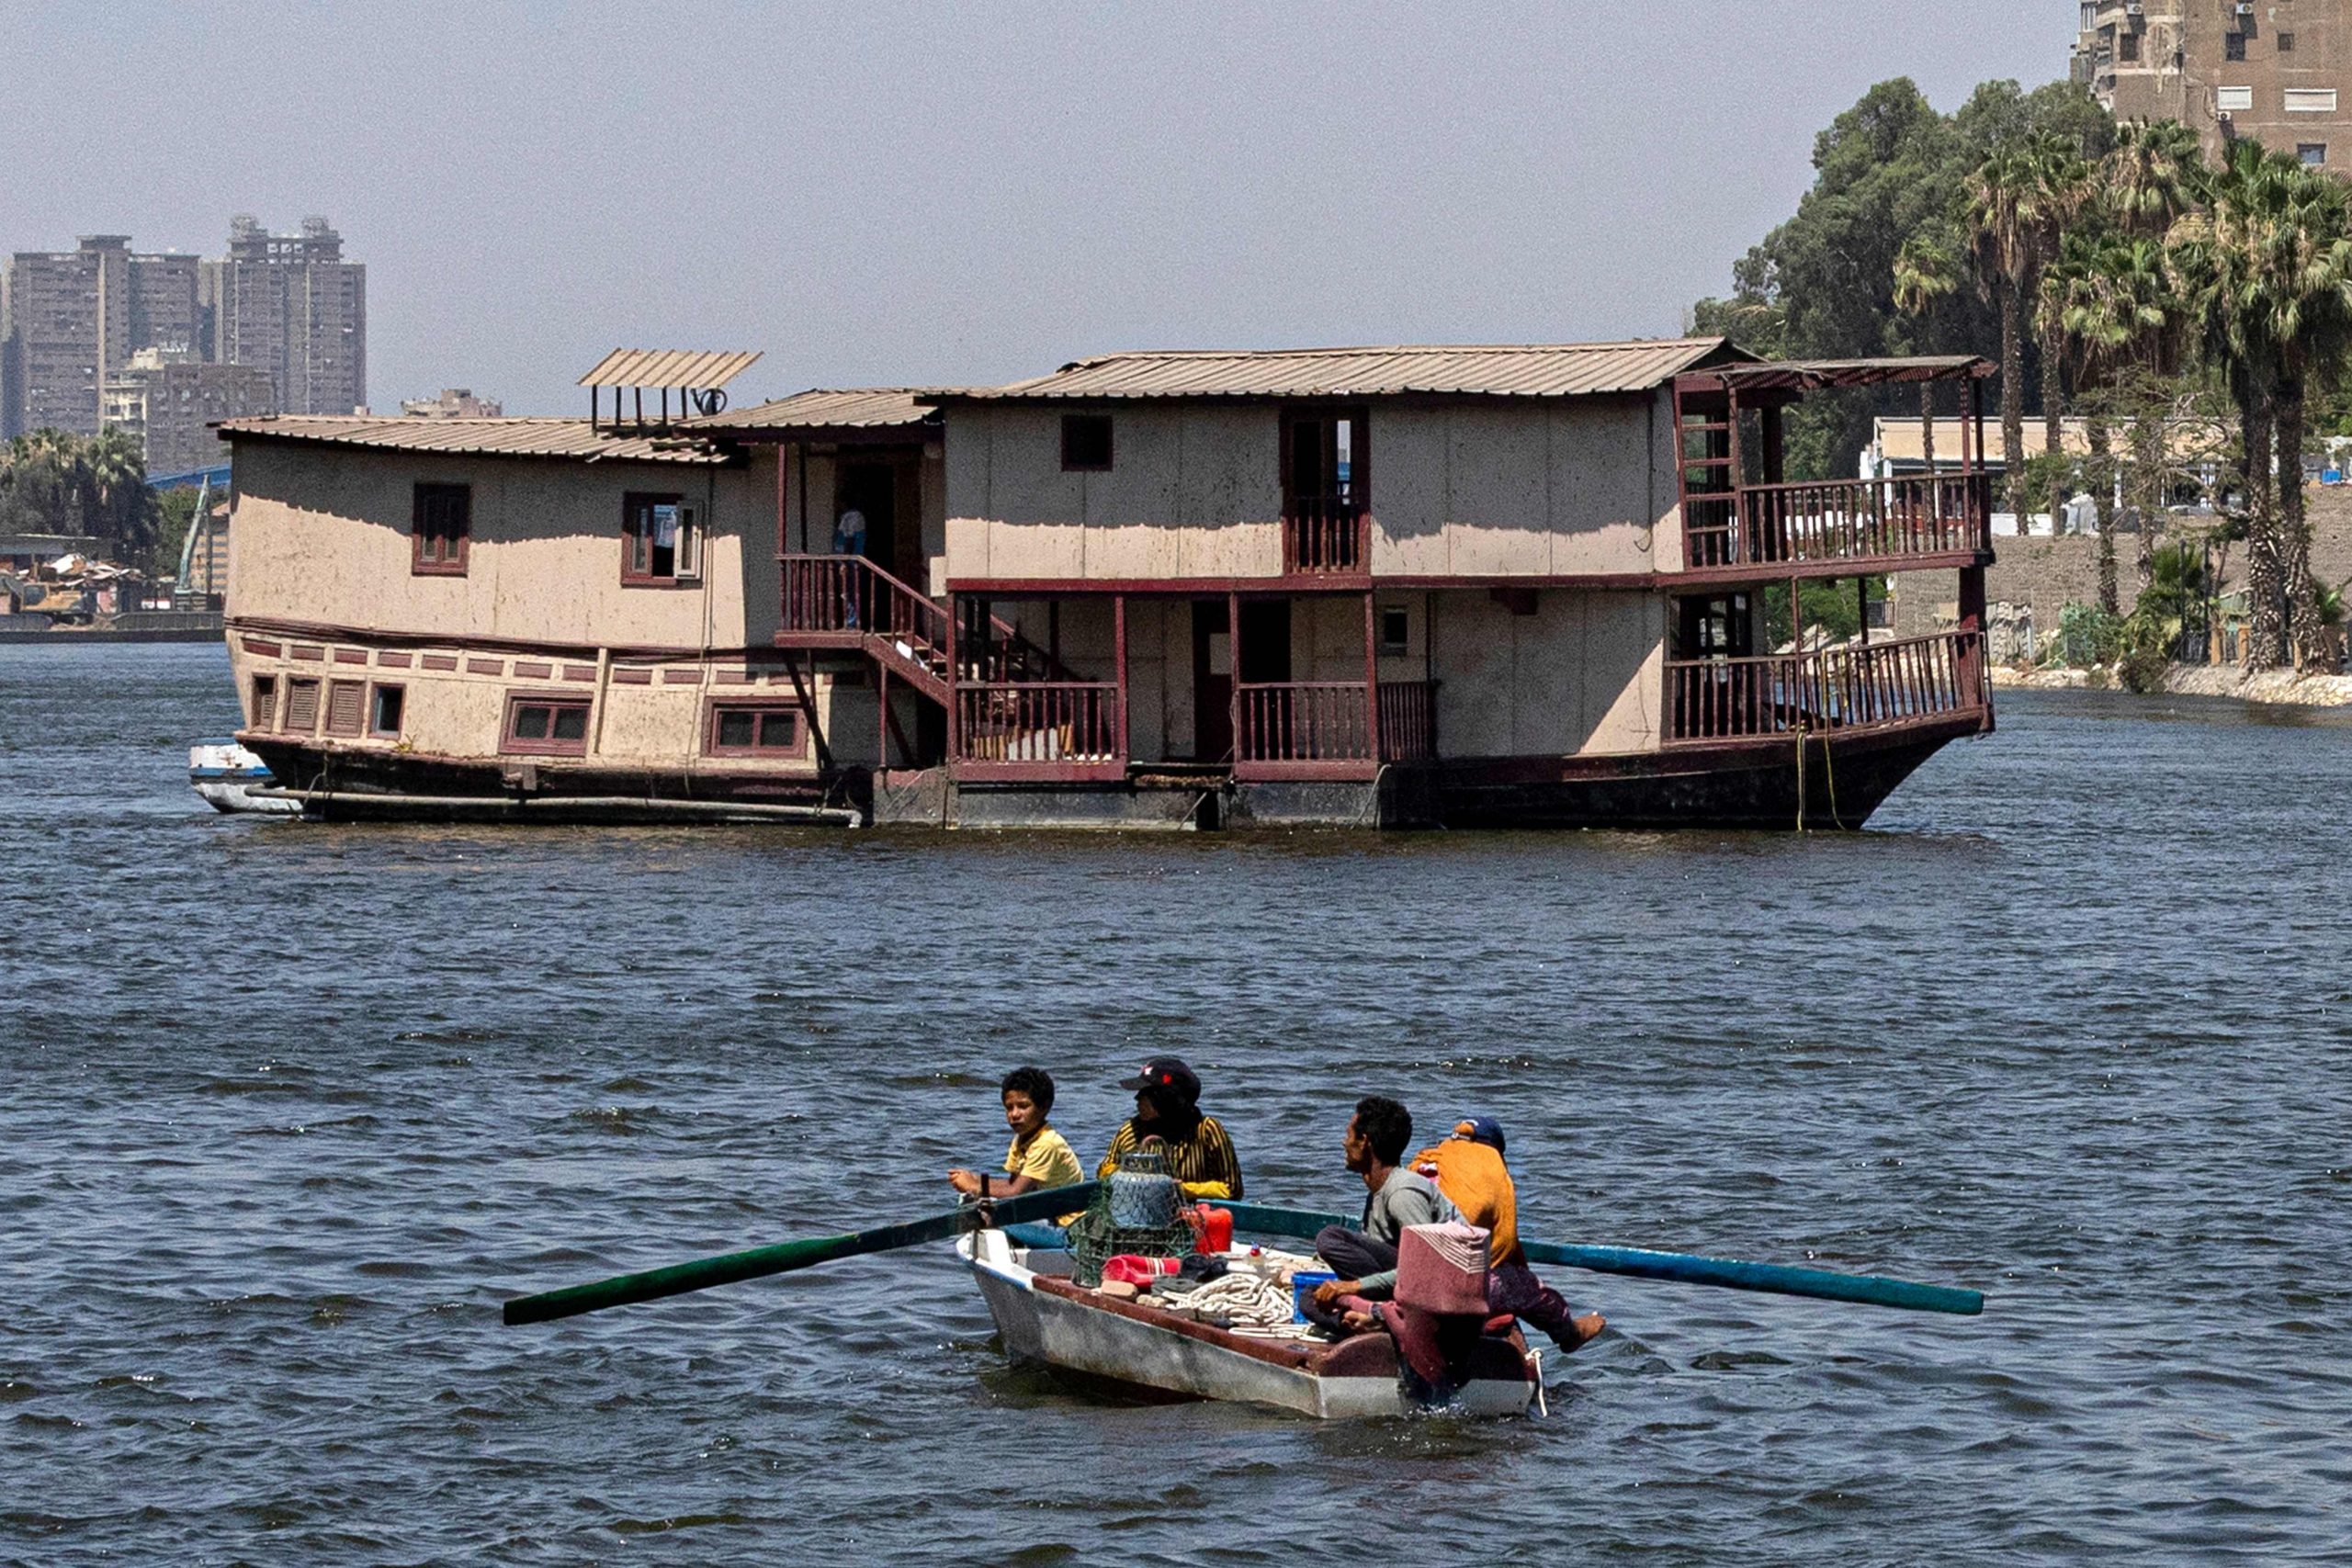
[1414,1134,1521,1268]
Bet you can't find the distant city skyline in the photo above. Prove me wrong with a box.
[4,2,2077,415]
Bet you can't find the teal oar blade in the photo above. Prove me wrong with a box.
[503,1180,1100,1326]
[1218,1200,1983,1317]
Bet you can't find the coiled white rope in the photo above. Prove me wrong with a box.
[1172,1272,1296,1328]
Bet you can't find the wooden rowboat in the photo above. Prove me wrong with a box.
[957,1225,1538,1419]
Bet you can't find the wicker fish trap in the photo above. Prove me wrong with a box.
[1066,1151,1193,1287]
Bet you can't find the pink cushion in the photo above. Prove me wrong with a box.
[1396,1221,1491,1315]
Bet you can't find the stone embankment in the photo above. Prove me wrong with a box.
[1992,663,2352,706]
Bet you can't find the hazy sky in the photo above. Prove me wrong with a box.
[6,2,2076,414]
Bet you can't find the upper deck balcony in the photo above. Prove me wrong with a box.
[1669,356,1996,584]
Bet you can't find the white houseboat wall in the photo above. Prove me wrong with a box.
[219,339,1997,829]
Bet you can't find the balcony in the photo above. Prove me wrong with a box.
[1236,680,1436,779]
[1283,496,1369,575]
[1683,473,1994,573]
[1663,629,1986,745]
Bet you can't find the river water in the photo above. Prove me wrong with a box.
[1,642,2346,1564]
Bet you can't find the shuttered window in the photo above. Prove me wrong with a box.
[413,483,470,575]
[325,680,366,736]
[284,678,322,732]
[249,674,277,729]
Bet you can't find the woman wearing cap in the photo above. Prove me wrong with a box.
[1097,1056,1243,1201]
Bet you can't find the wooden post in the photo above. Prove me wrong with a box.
[944,593,960,761]
[1227,591,1242,766]
[878,661,890,770]
[1858,576,1869,646]
[1363,592,1383,763]
[1114,594,1129,764]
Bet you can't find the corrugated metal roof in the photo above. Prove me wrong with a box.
[212,416,729,465]
[942,338,1753,402]
[578,349,763,389]
[686,388,939,433]
[1715,355,1994,389]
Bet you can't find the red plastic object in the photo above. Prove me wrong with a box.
[1198,1206,1234,1253]
[1101,1254,1182,1289]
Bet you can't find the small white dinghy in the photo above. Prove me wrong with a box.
[188,739,301,815]
[958,1226,1538,1419]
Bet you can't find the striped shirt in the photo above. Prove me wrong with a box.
[1097,1115,1243,1201]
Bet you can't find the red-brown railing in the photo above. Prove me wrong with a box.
[780,554,948,649]
[1664,629,1985,743]
[1683,473,1992,570]
[1283,496,1369,574]
[955,682,1124,765]
[1237,680,1437,763]
[1377,680,1436,761]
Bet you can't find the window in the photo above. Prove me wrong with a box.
[2219,85,2255,111]
[705,701,806,758]
[1378,605,1409,656]
[284,677,322,733]
[2118,31,2140,62]
[369,682,404,737]
[622,492,699,583]
[2278,31,2295,51]
[2286,88,2339,113]
[324,679,366,736]
[413,482,469,575]
[503,694,593,755]
[2301,142,2329,167]
[2225,31,2246,61]
[1061,413,1114,471]
[249,673,277,729]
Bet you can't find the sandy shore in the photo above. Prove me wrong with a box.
[1992,662,2352,706]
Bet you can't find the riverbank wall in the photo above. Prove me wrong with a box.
[1992,661,2352,707]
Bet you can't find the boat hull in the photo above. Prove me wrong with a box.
[188,740,303,816]
[961,1232,1533,1420]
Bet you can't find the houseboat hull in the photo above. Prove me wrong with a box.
[958,1229,1536,1419]
[236,716,1980,831]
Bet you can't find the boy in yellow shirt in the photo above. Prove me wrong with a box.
[949,1067,1083,1199]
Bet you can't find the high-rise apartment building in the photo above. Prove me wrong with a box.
[201,215,366,417]
[103,348,275,475]
[2075,1,2352,167]
[1,236,201,438]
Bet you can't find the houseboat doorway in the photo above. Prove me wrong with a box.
[837,457,924,585]
[1192,600,1232,761]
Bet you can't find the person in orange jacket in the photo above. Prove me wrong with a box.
[1416,1116,1603,1354]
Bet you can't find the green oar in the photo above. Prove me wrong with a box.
[503,1181,1100,1326]
[1218,1201,1983,1316]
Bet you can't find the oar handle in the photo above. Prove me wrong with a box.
[503,1180,1100,1326]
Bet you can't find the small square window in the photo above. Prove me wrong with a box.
[369,683,404,736]
[284,677,322,733]
[707,702,806,757]
[249,673,277,729]
[1061,414,1114,472]
[503,694,593,755]
[2225,31,2246,62]
[1378,605,1410,656]
[413,482,469,575]
[2301,143,2328,166]
[2278,31,2295,51]
[2118,31,2140,62]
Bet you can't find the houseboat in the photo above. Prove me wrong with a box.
[217,339,1996,829]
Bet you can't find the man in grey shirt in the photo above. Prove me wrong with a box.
[1312,1095,1461,1305]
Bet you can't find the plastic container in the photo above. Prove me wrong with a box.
[1290,1269,1336,1323]
[1198,1205,1234,1253]
[1101,1254,1183,1289]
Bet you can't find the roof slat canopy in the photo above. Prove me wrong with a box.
[938,338,1758,402]
[1709,355,1995,390]
[213,416,728,465]
[578,349,763,389]
[686,388,939,434]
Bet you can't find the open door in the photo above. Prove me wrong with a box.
[1191,600,1232,761]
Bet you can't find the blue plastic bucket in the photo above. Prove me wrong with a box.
[1291,1270,1336,1323]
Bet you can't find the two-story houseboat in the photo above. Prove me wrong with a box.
[219,338,1995,829]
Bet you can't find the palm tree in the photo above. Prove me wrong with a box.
[2257,165,2352,667]
[2106,119,2203,241]
[1965,134,2093,525]
[2025,137,2101,529]
[1893,222,1965,468]
[2045,232,2146,612]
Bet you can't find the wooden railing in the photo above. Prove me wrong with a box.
[955,682,1124,766]
[1683,473,1993,570]
[780,554,948,649]
[1664,630,1985,743]
[1237,680,1437,764]
[1377,680,1436,761]
[1283,496,1369,574]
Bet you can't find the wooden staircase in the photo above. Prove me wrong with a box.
[775,553,1072,718]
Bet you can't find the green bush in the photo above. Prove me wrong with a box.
[2053,602,2125,667]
